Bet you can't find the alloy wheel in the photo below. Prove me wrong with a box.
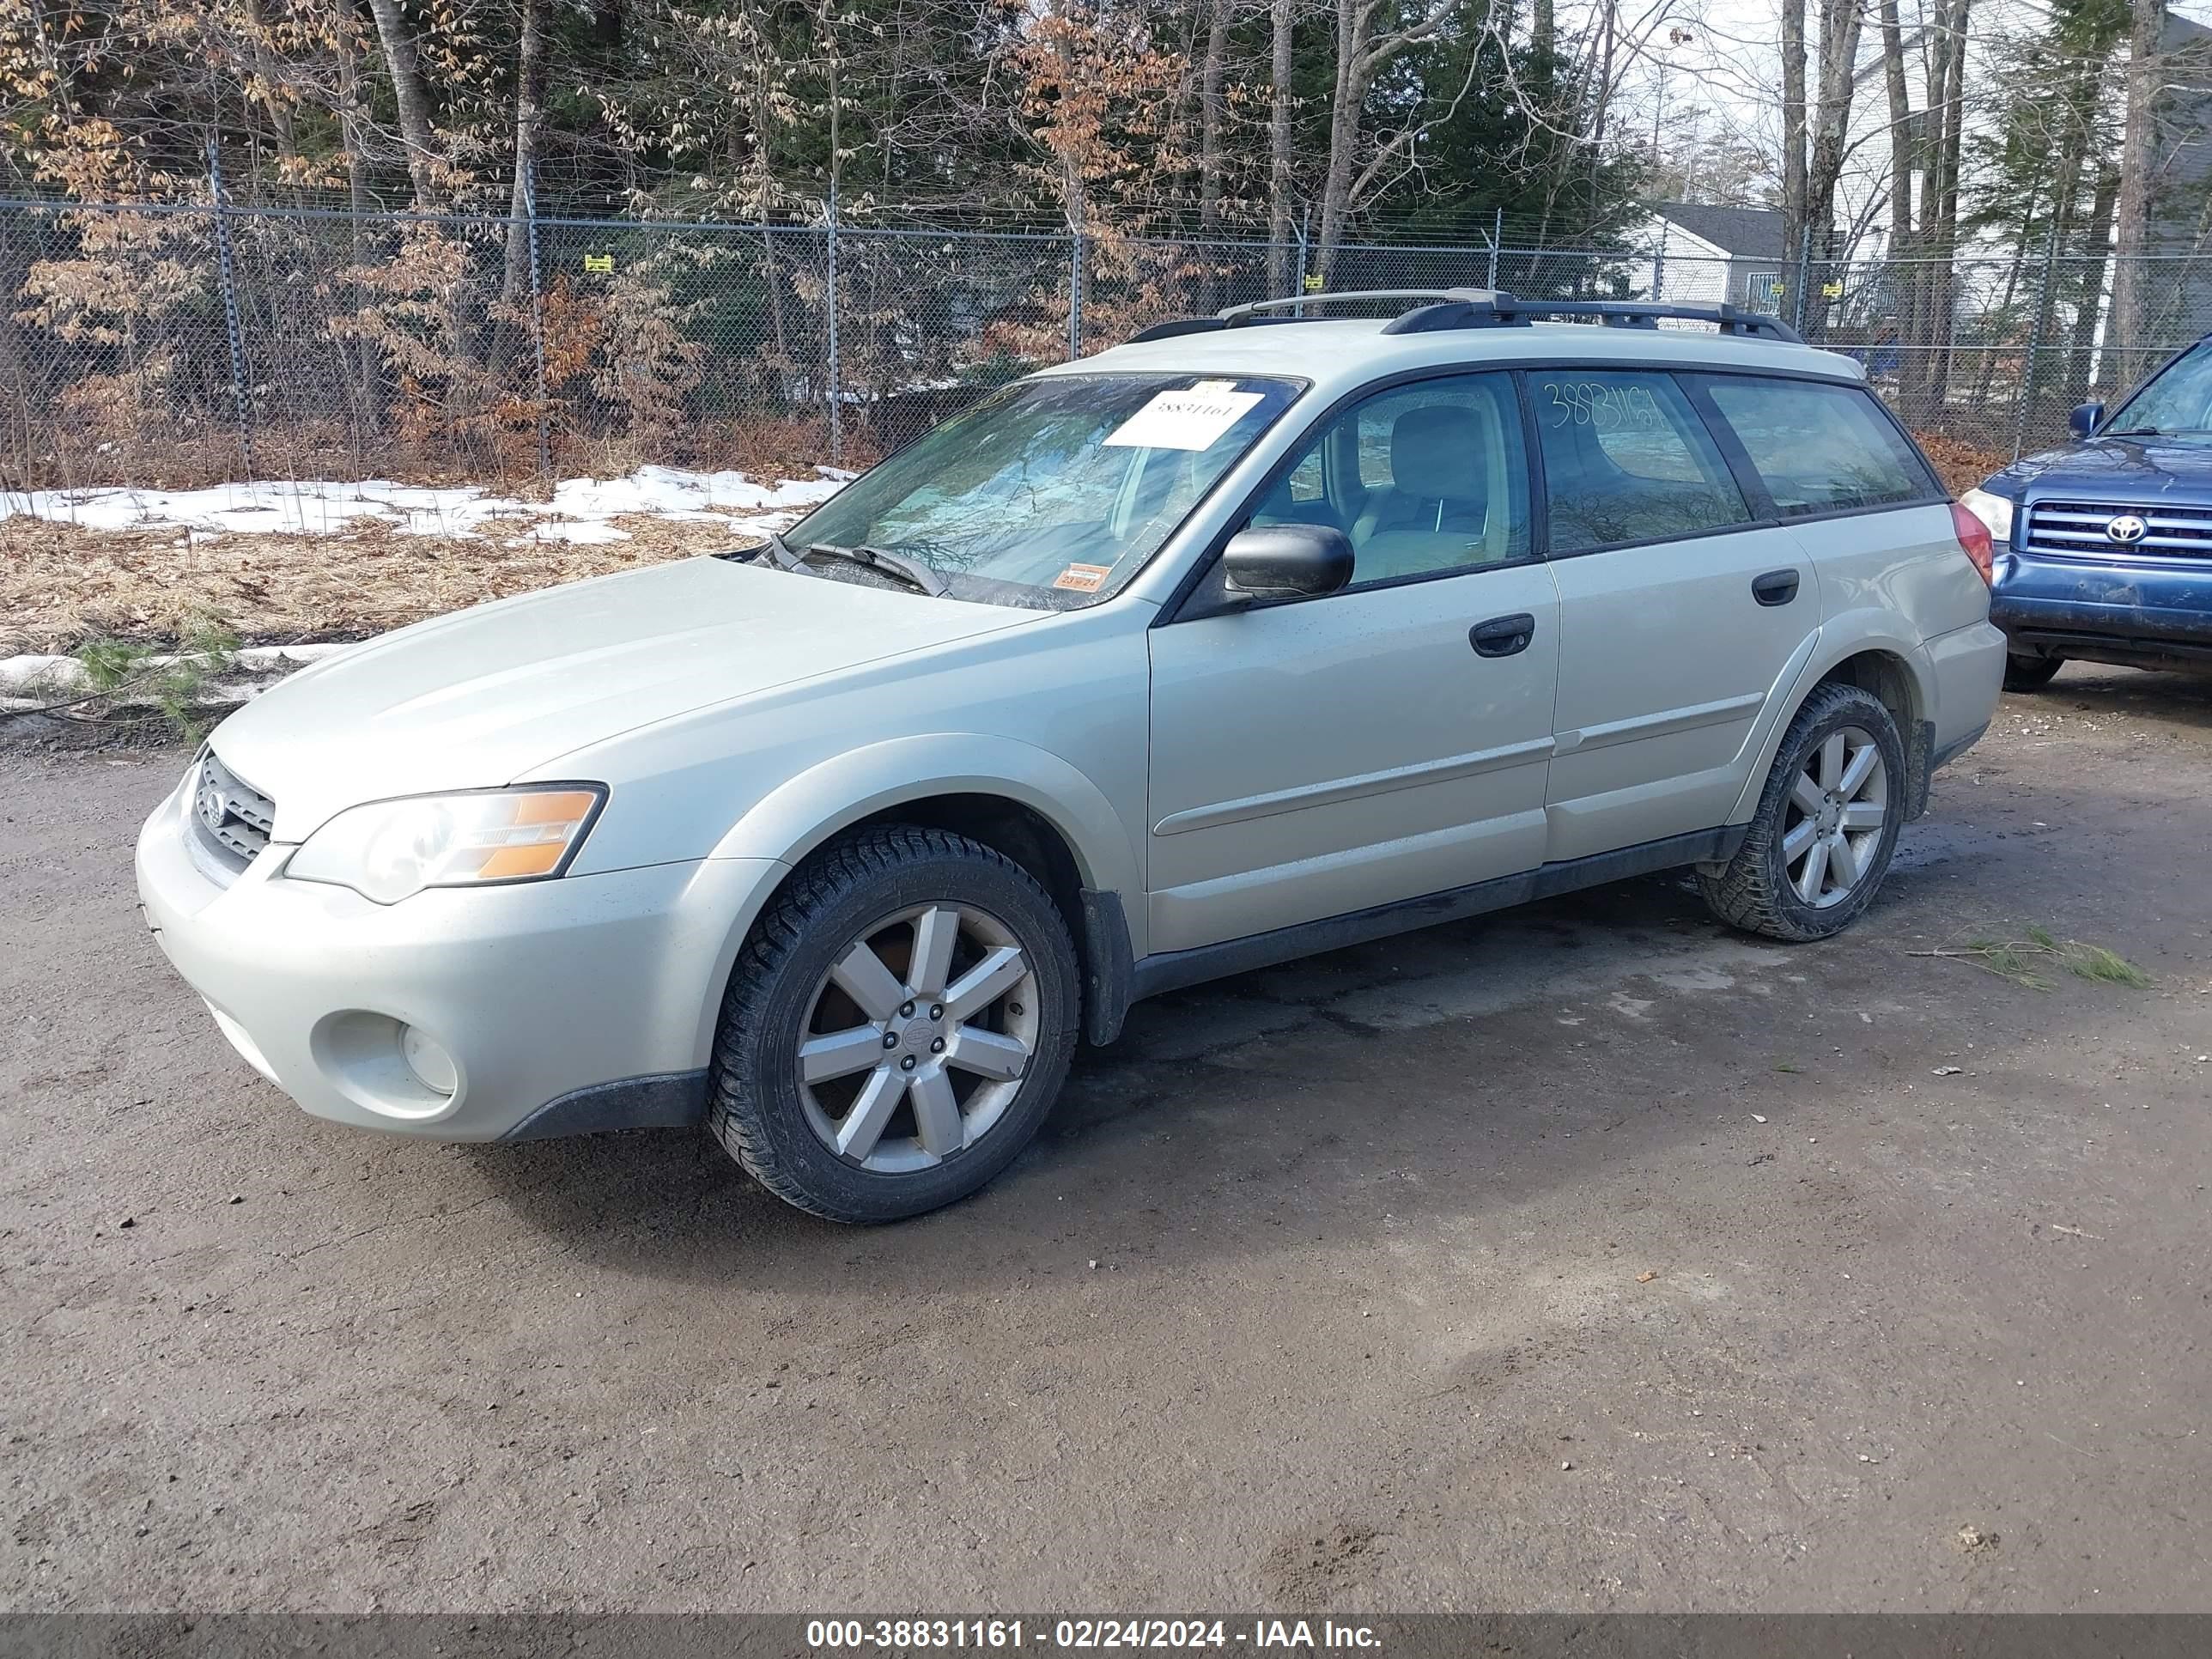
[1781,725,1889,908]
[795,903,1039,1173]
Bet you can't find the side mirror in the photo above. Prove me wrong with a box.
[1222,524,1354,601]
[2069,401,2105,439]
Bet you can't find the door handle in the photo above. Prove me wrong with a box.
[1469,612,1536,657]
[1752,568,1801,606]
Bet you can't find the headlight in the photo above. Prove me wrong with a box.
[285,786,605,905]
[1959,487,2014,543]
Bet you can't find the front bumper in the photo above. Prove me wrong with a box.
[1990,552,2212,666]
[135,769,783,1140]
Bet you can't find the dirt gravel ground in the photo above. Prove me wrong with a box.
[3,665,2209,1613]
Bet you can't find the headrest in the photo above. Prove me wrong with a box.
[1390,403,1483,493]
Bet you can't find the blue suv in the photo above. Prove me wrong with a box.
[1965,341,2212,689]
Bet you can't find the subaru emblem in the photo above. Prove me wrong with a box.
[2105,514,2148,544]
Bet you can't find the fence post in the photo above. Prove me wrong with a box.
[1488,208,1502,290]
[525,158,551,480]
[1068,223,1084,361]
[826,180,842,467]
[2014,221,2060,462]
[1652,219,1668,302]
[1792,223,1811,334]
[205,140,256,479]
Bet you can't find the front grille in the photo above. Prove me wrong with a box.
[190,750,277,875]
[2024,499,2212,559]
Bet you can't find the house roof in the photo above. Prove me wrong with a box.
[1651,201,1786,261]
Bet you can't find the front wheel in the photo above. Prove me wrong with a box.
[1698,683,1906,943]
[707,825,1079,1223]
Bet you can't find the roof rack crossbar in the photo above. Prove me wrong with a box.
[1125,286,1805,347]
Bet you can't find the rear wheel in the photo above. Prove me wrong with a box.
[1698,683,1905,943]
[2003,652,2064,692]
[707,825,1079,1223]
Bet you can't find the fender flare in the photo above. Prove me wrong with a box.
[683,734,1145,1065]
[1725,617,1937,824]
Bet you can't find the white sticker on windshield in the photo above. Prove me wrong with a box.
[1103,386,1265,451]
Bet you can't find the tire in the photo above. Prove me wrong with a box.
[2003,652,2064,692]
[707,823,1079,1223]
[1698,682,1907,943]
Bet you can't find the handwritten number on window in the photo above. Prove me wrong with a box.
[1540,380,1663,433]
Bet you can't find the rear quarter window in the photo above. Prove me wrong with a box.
[1697,376,1937,515]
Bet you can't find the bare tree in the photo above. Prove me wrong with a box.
[1779,0,1806,272]
[2109,0,2168,387]
[363,0,441,204]
[1267,0,1296,290]
[1803,0,1862,256]
[1875,0,1913,261]
[1197,0,1232,234]
[1312,0,1458,282]
[1197,0,1234,307]
[501,0,550,301]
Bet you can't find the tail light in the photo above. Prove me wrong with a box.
[1950,501,1996,586]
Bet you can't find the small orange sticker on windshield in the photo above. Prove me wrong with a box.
[1052,563,1111,592]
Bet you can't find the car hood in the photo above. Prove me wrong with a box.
[208,556,1036,841]
[1991,435,2212,500]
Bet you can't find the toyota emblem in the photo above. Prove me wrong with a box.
[2105,514,2148,544]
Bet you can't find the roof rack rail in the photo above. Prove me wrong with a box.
[1381,288,1804,343]
[1125,286,1804,346]
[1127,289,1470,342]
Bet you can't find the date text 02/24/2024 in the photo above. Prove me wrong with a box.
[805,1620,1383,1650]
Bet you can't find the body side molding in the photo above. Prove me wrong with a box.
[1152,735,1556,837]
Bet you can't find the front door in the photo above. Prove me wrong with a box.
[1146,371,1561,955]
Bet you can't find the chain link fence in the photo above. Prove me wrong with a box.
[6,192,2212,493]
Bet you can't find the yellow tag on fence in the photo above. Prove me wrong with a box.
[1302,273,1325,293]
[584,253,614,275]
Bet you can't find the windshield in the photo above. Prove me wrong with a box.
[2106,340,2212,438]
[782,372,1304,606]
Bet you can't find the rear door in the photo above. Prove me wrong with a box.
[1145,370,1559,954]
[1689,372,1972,635]
[1533,368,1821,862]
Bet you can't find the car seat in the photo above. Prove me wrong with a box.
[1352,403,1493,580]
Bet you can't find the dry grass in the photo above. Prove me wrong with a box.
[1912,432,2011,497]
[9,415,870,496]
[0,513,769,654]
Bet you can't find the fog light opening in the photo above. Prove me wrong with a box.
[400,1024,459,1097]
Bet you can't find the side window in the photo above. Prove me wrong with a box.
[1532,371,1751,554]
[1697,377,1936,514]
[1250,372,1531,586]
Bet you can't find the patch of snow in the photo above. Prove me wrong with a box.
[0,465,847,544]
[0,641,356,697]
[507,520,632,546]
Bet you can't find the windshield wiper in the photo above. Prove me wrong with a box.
[720,528,811,571]
[799,541,948,597]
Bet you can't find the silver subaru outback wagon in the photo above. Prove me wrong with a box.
[138,289,2007,1222]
